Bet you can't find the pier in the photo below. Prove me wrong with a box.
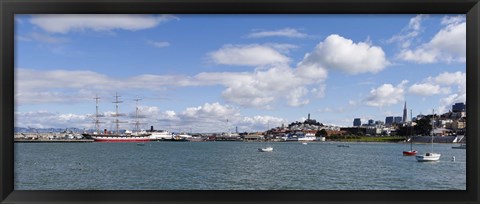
[14,133,93,143]
[15,139,94,143]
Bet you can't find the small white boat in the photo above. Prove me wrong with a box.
[302,142,308,145]
[416,109,441,162]
[258,147,273,152]
[416,152,441,162]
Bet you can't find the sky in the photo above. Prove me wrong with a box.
[14,14,466,133]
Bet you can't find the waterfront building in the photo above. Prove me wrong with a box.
[243,133,264,141]
[353,118,361,127]
[366,126,382,135]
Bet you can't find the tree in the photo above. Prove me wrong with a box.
[397,125,415,137]
[316,129,328,137]
[414,117,432,136]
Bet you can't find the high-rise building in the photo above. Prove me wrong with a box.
[368,119,374,126]
[452,102,466,112]
[385,116,394,125]
[394,116,402,124]
[403,101,407,123]
[353,118,361,127]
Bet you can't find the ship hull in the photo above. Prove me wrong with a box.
[402,150,417,156]
[84,134,151,142]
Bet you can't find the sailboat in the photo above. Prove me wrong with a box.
[82,93,151,142]
[403,109,417,156]
[403,136,417,156]
[258,147,273,152]
[416,109,441,162]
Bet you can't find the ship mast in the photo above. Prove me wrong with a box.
[133,97,143,133]
[93,94,105,134]
[112,92,126,135]
[95,95,100,133]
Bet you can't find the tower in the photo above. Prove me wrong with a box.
[403,101,407,123]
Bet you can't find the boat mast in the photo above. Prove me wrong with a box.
[94,95,100,134]
[431,109,435,152]
[133,97,142,133]
[227,119,230,136]
[112,92,124,135]
[410,109,413,150]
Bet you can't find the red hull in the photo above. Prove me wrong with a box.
[403,150,418,156]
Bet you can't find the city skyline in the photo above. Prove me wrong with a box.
[14,14,466,132]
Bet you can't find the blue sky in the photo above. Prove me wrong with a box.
[14,14,466,133]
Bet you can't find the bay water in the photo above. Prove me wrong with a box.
[14,141,466,190]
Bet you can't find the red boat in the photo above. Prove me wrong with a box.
[403,135,417,156]
[403,150,418,156]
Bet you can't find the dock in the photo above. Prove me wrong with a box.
[14,139,94,143]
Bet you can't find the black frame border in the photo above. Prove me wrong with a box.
[1,0,479,203]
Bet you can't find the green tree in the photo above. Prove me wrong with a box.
[397,126,415,137]
[414,117,432,135]
[316,129,328,137]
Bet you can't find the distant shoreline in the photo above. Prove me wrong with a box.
[13,139,463,144]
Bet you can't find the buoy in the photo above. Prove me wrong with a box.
[452,156,455,162]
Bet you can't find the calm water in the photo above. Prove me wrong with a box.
[14,142,466,190]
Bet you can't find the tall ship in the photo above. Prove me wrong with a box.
[82,93,151,142]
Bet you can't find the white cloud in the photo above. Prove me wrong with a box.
[15,111,91,129]
[408,71,465,97]
[432,71,466,87]
[18,32,69,43]
[147,40,170,48]
[311,84,326,98]
[388,14,428,48]
[29,14,177,34]
[294,63,328,81]
[299,34,389,75]
[208,44,291,66]
[15,102,289,132]
[287,87,310,107]
[438,93,466,114]
[247,28,308,38]
[397,15,465,63]
[408,83,446,96]
[17,63,329,109]
[406,71,465,114]
[181,102,240,119]
[364,80,408,107]
[238,115,287,132]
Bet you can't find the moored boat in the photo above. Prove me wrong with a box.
[403,110,417,156]
[416,109,441,162]
[416,152,441,162]
[258,147,273,152]
[403,150,418,156]
[82,93,151,143]
[147,126,174,141]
